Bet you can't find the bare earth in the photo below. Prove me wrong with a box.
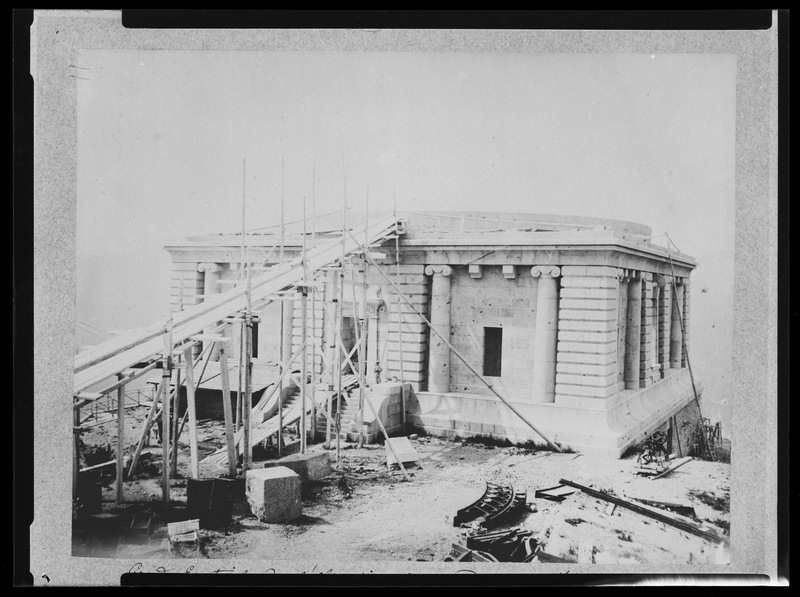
[76,410,731,566]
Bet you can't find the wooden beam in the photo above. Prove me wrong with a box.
[182,346,200,479]
[115,373,125,504]
[362,391,408,481]
[189,334,231,342]
[651,456,693,480]
[73,404,80,499]
[127,381,164,477]
[218,343,237,477]
[161,324,172,504]
[73,361,159,410]
[559,478,727,545]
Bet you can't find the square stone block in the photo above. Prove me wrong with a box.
[246,467,302,523]
[261,452,332,483]
[385,436,419,466]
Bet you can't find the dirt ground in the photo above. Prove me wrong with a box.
[74,407,731,566]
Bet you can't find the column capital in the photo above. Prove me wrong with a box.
[197,262,222,273]
[531,265,561,278]
[425,264,452,277]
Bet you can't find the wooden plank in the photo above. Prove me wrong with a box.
[127,381,164,477]
[73,404,80,499]
[559,478,727,545]
[115,374,125,504]
[218,344,237,477]
[189,334,231,342]
[182,346,200,479]
[651,456,693,480]
[161,325,172,504]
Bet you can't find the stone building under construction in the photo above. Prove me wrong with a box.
[162,211,700,458]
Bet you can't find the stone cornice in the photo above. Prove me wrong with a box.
[407,247,695,277]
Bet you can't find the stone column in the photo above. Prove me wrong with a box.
[366,302,380,386]
[639,273,656,388]
[681,280,691,367]
[670,278,684,368]
[616,269,630,385]
[624,272,642,389]
[281,296,295,373]
[198,262,222,360]
[654,275,667,378]
[424,265,452,394]
[531,266,561,403]
[324,272,338,390]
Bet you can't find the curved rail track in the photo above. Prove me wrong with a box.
[453,482,528,529]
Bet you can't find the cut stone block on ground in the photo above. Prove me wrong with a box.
[246,466,302,523]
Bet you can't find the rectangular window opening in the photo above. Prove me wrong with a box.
[483,327,503,377]
[251,320,259,359]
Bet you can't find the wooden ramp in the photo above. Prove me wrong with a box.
[74,217,401,394]
[201,374,359,466]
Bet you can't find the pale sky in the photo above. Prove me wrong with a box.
[76,49,736,423]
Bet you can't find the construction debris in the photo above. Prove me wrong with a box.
[650,456,693,480]
[629,497,697,519]
[534,483,579,502]
[453,482,528,529]
[167,519,199,551]
[444,526,575,564]
[385,436,419,467]
[636,429,669,473]
[558,478,728,546]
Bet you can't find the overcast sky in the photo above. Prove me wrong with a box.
[76,49,735,423]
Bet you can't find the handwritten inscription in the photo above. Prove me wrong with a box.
[127,563,336,575]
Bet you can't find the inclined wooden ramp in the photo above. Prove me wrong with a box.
[74,216,401,394]
[202,374,359,466]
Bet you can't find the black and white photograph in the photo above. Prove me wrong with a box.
[21,10,783,586]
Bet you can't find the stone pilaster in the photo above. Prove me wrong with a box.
[624,271,642,389]
[639,273,657,388]
[616,269,630,387]
[366,301,380,386]
[425,265,452,394]
[681,279,691,367]
[655,275,669,378]
[555,266,619,404]
[198,262,222,360]
[531,265,561,403]
[670,278,685,369]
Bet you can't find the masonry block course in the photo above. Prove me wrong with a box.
[559,319,617,332]
[558,330,618,344]
[558,340,617,354]
[556,371,619,387]
[561,276,620,289]
[560,298,618,311]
